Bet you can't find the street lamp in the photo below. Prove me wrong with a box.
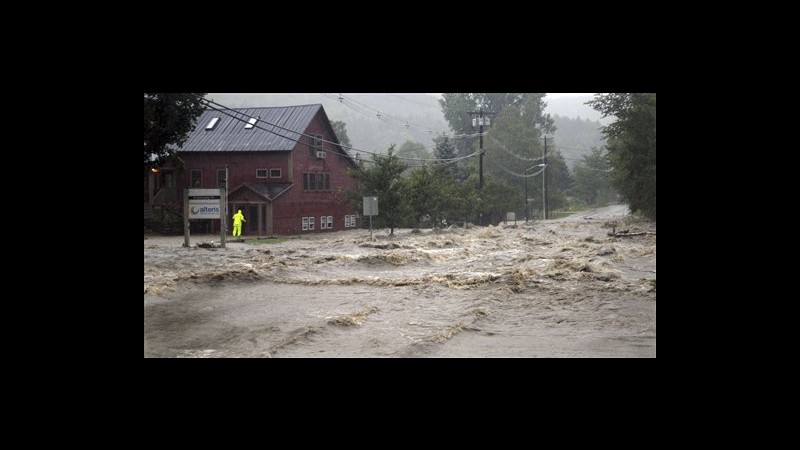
[524,163,545,222]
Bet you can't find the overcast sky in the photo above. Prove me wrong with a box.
[427,93,594,99]
[546,93,595,99]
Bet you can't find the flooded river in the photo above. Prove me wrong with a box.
[144,205,655,357]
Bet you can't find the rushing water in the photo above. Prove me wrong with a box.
[145,205,655,357]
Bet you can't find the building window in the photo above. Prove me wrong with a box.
[191,170,202,188]
[245,117,258,129]
[302,172,330,191]
[344,215,356,228]
[217,169,227,188]
[302,217,309,231]
[308,216,315,230]
[308,134,323,157]
[270,168,281,178]
[205,117,220,130]
[319,216,333,230]
[256,169,268,178]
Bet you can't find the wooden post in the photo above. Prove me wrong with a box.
[183,188,190,247]
[220,187,226,248]
[266,203,273,236]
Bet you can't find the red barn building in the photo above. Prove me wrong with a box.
[146,104,360,235]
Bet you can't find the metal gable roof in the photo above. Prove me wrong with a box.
[178,104,322,152]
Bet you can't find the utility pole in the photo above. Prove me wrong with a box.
[543,136,548,220]
[525,171,528,222]
[469,107,495,189]
[524,163,544,222]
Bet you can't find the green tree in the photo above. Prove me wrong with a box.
[474,96,564,218]
[449,166,481,226]
[396,140,431,169]
[143,93,206,169]
[589,93,656,219]
[347,145,409,235]
[406,166,448,227]
[433,134,457,160]
[439,93,478,157]
[430,134,459,178]
[480,177,520,224]
[331,120,352,149]
[543,149,572,212]
[571,148,615,206]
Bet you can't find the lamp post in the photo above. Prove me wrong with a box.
[524,163,545,222]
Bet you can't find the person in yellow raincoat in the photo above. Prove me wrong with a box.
[232,209,246,237]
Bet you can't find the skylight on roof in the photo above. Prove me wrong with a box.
[245,117,258,129]
[205,117,220,130]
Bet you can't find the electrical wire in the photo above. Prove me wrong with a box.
[486,138,545,162]
[488,160,547,178]
[196,95,481,164]
[321,93,480,140]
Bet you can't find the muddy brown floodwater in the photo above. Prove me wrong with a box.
[144,205,655,357]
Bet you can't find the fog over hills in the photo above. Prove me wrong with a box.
[206,93,606,167]
[545,95,611,125]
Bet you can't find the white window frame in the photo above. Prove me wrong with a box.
[327,216,333,229]
[320,216,327,230]
[256,169,269,179]
[302,217,309,231]
[308,216,315,230]
[270,168,282,178]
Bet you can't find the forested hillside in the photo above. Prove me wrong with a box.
[550,114,606,169]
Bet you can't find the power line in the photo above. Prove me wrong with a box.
[320,94,491,158]
[486,137,545,162]
[337,94,442,133]
[322,93,479,140]
[489,159,547,178]
[196,95,480,164]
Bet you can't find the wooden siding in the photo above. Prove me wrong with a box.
[174,109,359,235]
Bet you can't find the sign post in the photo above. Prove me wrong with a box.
[186,188,223,248]
[363,196,378,240]
[506,212,516,226]
[219,187,226,248]
[184,189,190,247]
